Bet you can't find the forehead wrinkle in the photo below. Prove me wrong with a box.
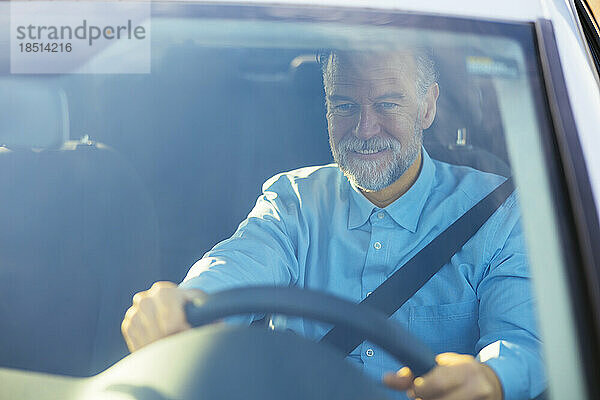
[324,53,418,99]
[329,78,409,102]
[334,53,416,76]
[350,65,413,77]
[331,77,406,85]
[330,67,412,83]
[327,68,416,93]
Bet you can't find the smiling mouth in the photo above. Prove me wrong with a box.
[352,148,388,155]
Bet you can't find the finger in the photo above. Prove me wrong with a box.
[122,307,146,352]
[132,291,163,340]
[422,381,494,400]
[147,282,189,334]
[383,367,414,391]
[150,281,178,290]
[183,287,208,302]
[121,309,136,352]
[152,286,192,335]
[435,352,474,366]
[411,365,465,399]
[413,353,485,399]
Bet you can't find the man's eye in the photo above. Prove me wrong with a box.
[334,103,356,112]
[377,102,400,111]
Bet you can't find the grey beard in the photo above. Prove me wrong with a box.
[330,129,423,192]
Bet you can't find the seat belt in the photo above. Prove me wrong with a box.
[319,177,515,356]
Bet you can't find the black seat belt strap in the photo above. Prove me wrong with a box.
[319,177,515,356]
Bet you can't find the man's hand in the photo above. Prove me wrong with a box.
[121,281,206,353]
[383,353,503,400]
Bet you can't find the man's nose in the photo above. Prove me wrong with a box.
[354,106,380,139]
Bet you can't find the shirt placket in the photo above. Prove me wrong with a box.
[360,209,390,367]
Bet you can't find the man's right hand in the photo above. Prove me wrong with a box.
[121,281,206,353]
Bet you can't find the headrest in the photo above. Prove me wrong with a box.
[0,78,69,150]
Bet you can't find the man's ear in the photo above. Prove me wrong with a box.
[420,82,439,130]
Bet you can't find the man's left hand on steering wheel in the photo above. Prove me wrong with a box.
[384,352,503,400]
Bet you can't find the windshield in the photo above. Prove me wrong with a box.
[1,4,555,400]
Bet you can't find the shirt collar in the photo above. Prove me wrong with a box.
[347,148,436,233]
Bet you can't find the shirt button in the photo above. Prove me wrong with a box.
[366,291,373,297]
[366,348,374,357]
[377,212,385,219]
[373,241,382,250]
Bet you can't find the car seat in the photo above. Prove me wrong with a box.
[425,46,512,176]
[0,78,161,376]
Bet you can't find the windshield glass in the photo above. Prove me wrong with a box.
[1,4,552,400]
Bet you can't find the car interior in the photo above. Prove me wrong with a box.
[0,24,516,377]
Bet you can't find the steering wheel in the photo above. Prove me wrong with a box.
[88,286,437,400]
[185,286,436,376]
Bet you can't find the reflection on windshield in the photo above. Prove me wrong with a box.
[1,10,546,400]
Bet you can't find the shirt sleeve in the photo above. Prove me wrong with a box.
[475,193,547,400]
[180,173,300,294]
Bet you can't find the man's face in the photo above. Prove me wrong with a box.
[324,51,436,191]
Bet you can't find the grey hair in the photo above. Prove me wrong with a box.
[318,49,437,100]
[414,49,437,99]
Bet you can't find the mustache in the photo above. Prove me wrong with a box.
[338,136,398,153]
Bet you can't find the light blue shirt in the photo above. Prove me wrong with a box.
[181,149,545,400]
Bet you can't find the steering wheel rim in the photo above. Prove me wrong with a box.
[184,286,436,376]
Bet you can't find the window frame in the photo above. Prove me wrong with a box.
[4,3,600,397]
[534,17,600,399]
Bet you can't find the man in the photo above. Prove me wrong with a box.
[122,49,545,400]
